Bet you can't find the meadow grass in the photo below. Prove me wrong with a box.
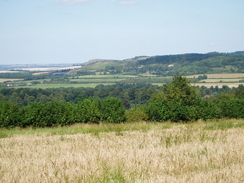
[1,119,243,139]
[0,121,174,138]
[1,119,244,182]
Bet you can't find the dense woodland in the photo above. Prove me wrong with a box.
[0,82,239,106]
[1,75,244,128]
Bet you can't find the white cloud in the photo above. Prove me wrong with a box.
[119,1,137,5]
[57,0,92,5]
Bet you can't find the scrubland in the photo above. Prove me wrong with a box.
[1,119,244,183]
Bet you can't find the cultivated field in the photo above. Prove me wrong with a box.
[0,79,22,83]
[186,73,244,79]
[2,73,244,89]
[1,120,244,183]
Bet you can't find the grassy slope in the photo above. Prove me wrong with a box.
[1,119,244,182]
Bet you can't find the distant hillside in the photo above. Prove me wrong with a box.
[69,51,244,76]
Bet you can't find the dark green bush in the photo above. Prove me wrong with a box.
[194,100,221,120]
[75,97,126,123]
[218,98,244,118]
[125,107,148,122]
[75,98,102,123]
[0,101,20,128]
[100,97,126,123]
[146,100,191,122]
[20,101,76,128]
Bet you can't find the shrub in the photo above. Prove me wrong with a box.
[125,107,148,122]
[0,101,20,128]
[19,102,45,127]
[100,98,126,123]
[75,97,126,124]
[146,100,191,122]
[218,98,244,118]
[194,100,221,120]
[75,98,102,123]
[20,101,76,128]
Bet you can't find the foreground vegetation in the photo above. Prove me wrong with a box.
[1,119,244,182]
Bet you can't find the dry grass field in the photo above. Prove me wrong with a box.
[1,120,244,183]
[0,79,22,83]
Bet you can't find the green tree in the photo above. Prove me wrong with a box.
[0,101,20,128]
[146,75,200,122]
[100,97,126,123]
[75,98,102,123]
[153,75,200,106]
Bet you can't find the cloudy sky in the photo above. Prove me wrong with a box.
[0,0,244,64]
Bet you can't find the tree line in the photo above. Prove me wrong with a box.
[1,76,244,128]
[0,83,240,106]
[0,97,126,128]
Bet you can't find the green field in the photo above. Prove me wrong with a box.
[2,73,244,89]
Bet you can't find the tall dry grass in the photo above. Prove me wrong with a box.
[1,122,244,182]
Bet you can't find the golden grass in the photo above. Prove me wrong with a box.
[32,72,49,76]
[1,121,244,182]
[0,79,22,83]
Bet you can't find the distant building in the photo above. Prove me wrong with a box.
[203,95,211,99]
[168,64,174,67]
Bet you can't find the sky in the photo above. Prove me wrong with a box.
[0,0,244,65]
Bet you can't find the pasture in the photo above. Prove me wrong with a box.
[1,119,244,182]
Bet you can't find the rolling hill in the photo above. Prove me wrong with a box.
[68,51,244,76]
